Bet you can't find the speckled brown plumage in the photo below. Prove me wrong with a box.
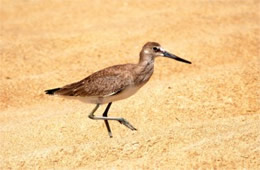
[46,42,161,101]
[55,64,137,97]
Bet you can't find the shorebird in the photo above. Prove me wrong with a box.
[45,42,191,137]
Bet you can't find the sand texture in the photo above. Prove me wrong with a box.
[0,0,260,169]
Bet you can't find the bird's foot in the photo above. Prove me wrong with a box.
[118,118,137,131]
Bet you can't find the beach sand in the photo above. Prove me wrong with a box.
[1,0,259,169]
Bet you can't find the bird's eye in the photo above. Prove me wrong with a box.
[153,47,160,52]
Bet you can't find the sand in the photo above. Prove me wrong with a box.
[0,0,259,169]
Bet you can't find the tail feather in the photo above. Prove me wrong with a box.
[45,88,61,95]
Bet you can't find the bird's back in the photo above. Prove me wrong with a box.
[51,64,137,98]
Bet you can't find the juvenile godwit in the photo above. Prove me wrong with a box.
[45,42,191,137]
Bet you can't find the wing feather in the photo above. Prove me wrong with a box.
[55,64,135,97]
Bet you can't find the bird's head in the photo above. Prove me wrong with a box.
[140,42,191,64]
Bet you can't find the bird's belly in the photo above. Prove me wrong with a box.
[102,84,145,104]
[61,83,146,105]
[75,83,145,104]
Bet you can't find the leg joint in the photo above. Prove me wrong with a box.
[88,114,94,119]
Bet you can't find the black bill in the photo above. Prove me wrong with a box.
[163,51,192,64]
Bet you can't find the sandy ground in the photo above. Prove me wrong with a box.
[1,0,260,169]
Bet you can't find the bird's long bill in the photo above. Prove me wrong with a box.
[163,51,192,64]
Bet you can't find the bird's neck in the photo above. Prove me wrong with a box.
[138,50,155,64]
[134,53,155,84]
[138,51,155,71]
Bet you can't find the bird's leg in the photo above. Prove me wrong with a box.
[88,103,100,118]
[88,103,113,137]
[88,103,137,132]
[103,102,113,138]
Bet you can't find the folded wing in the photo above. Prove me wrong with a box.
[52,64,135,97]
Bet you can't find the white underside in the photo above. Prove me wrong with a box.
[59,83,145,104]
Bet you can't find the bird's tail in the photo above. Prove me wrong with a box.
[45,88,61,95]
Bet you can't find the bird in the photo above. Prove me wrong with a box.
[45,42,191,137]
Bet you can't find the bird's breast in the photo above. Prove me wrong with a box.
[134,63,154,85]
